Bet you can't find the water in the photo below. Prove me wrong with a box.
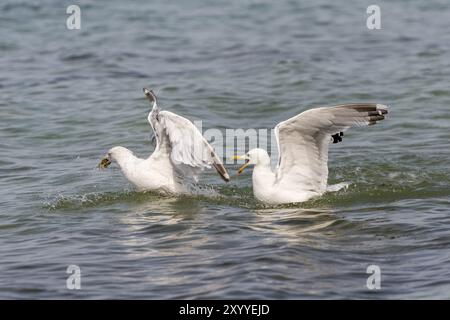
[1,0,450,299]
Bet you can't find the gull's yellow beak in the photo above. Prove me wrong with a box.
[98,157,112,169]
[232,155,250,175]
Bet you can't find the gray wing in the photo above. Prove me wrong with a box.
[274,103,388,193]
[146,90,229,182]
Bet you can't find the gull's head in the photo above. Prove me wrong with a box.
[232,148,270,174]
[143,88,157,106]
[98,146,133,169]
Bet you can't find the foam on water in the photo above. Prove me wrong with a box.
[1,0,450,299]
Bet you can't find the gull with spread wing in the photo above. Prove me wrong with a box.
[99,88,230,194]
[233,103,388,204]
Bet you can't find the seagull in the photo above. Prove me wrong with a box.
[98,88,230,194]
[233,103,388,204]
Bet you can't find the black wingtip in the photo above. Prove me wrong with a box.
[332,132,344,144]
[212,162,231,182]
[143,88,157,103]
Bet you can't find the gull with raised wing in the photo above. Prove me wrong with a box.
[99,88,230,194]
[233,103,388,204]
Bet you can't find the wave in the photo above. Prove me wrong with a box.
[43,167,450,212]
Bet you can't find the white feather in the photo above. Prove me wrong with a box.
[246,103,388,204]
